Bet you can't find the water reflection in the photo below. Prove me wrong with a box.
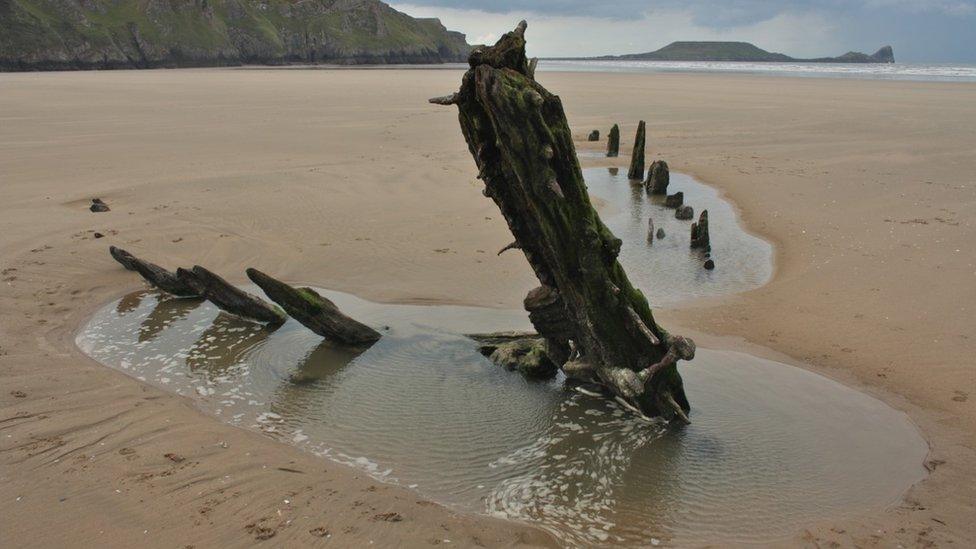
[138,297,203,343]
[115,289,147,315]
[184,313,273,378]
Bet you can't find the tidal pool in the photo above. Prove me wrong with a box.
[584,167,773,306]
[78,170,918,545]
[78,288,926,546]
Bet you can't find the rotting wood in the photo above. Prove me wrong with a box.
[109,246,199,297]
[607,124,620,157]
[646,160,670,195]
[690,209,710,251]
[432,21,694,421]
[177,266,286,326]
[628,121,647,180]
[246,268,381,347]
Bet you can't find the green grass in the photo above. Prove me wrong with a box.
[1,0,471,68]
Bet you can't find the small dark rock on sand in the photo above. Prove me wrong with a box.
[665,192,684,208]
[93,232,104,239]
[656,228,665,239]
[90,198,110,213]
[704,259,715,270]
[587,130,600,141]
[676,206,694,220]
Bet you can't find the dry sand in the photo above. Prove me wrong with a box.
[0,67,973,547]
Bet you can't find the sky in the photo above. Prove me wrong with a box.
[393,1,976,63]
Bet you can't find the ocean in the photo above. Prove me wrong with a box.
[538,59,976,82]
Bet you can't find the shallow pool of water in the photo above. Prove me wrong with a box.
[584,167,773,306]
[78,289,926,546]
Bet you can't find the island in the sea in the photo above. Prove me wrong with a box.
[573,41,895,64]
[0,0,471,71]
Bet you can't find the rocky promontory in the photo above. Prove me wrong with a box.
[0,0,472,71]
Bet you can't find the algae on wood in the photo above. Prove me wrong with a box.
[628,121,646,180]
[433,21,694,421]
[246,268,381,347]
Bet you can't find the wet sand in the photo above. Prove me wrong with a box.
[1,68,974,547]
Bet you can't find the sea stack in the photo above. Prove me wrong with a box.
[607,124,620,157]
[675,205,694,220]
[627,121,646,180]
[588,130,600,141]
[646,160,670,195]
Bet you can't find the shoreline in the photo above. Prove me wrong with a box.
[2,68,973,547]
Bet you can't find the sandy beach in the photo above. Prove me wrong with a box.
[1,67,973,547]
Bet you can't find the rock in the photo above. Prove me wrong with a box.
[246,268,381,347]
[608,167,619,176]
[627,121,646,180]
[177,266,286,326]
[90,198,110,213]
[704,259,715,270]
[587,130,600,141]
[675,205,694,220]
[93,232,104,239]
[664,192,684,209]
[645,160,670,195]
[606,124,620,157]
[647,217,655,242]
[690,209,710,249]
[108,246,199,296]
[656,228,665,239]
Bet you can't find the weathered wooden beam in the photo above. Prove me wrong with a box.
[177,266,286,326]
[628,121,646,180]
[606,124,620,157]
[646,160,670,195]
[447,21,693,420]
[665,191,684,209]
[690,209,710,251]
[246,268,381,347]
[109,246,199,297]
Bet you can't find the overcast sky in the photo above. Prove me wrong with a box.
[393,1,976,63]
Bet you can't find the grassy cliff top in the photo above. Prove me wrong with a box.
[1,0,472,70]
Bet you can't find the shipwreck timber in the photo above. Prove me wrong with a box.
[431,21,694,421]
[628,121,647,180]
[607,124,620,157]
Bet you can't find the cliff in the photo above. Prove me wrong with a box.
[594,41,895,64]
[0,0,472,71]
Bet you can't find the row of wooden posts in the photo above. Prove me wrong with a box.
[589,122,713,268]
